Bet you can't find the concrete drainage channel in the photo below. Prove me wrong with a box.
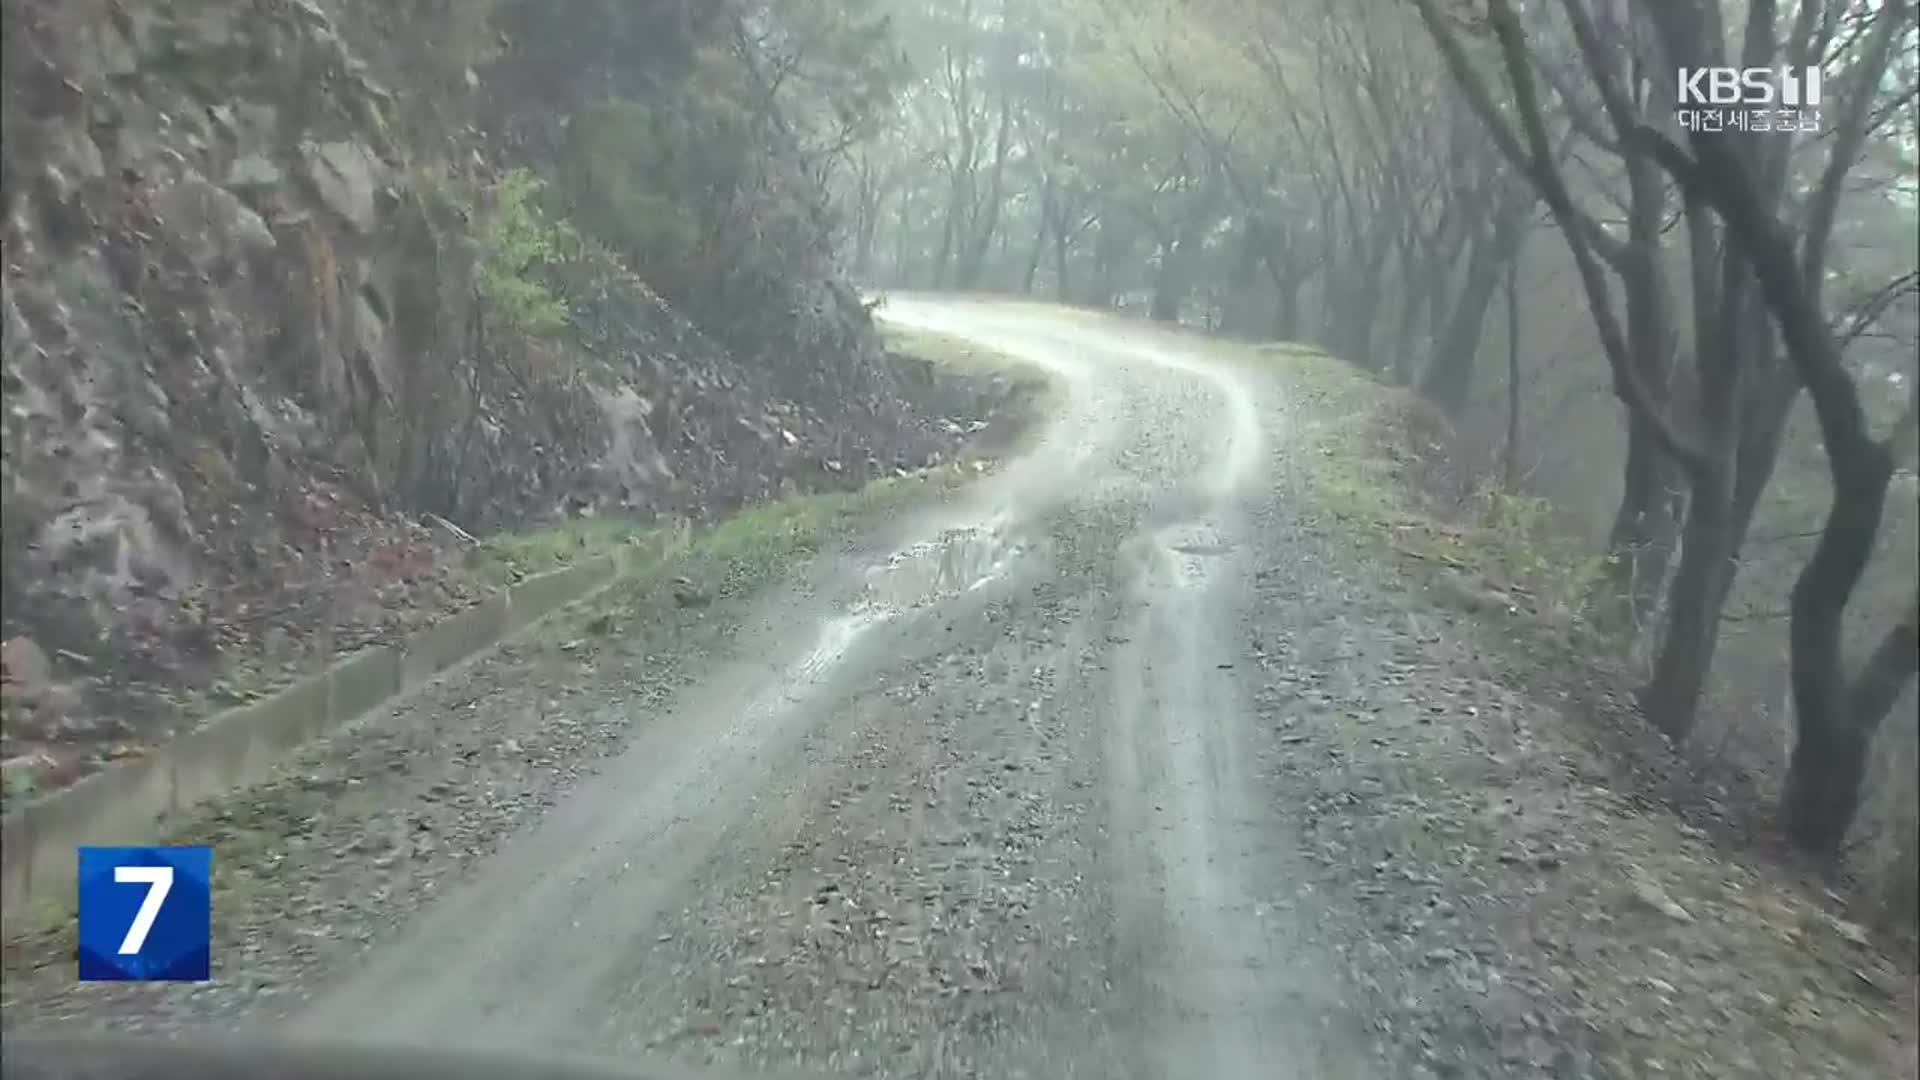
[0,552,629,930]
[0,520,1030,928]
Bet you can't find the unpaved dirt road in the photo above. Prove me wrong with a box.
[265,296,1370,1077]
[12,297,1913,1080]
[11,294,1904,1076]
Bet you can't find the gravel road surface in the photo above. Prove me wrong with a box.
[257,296,1371,1078]
[33,299,1905,1080]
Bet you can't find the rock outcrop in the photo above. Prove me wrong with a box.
[0,0,1008,796]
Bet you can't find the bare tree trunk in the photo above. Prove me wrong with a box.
[853,201,879,280]
[1054,222,1072,303]
[1781,489,1906,853]
[1091,220,1129,309]
[1149,236,1181,322]
[955,97,1014,289]
[1639,479,1735,739]
[1419,192,1529,414]
[1151,181,1217,324]
[1335,231,1393,369]
[851,158,884,280]
[1637,242,1755,740]
[1503,252,1520,489]
[1393,255,1431,385]
[1273,273,1303,340]
[932,202,957,289]
[1020,219,1046,295]
[891,187,912,285]
[1598,417,1680,635]
[1622,0,1913,853]
[1223,217,1265,335]
[1639,240,1798,742]
[1593,150,1684,632]
[1022,177,1055,295]
[1253,220,1306,340]
[1314,201,1343,349]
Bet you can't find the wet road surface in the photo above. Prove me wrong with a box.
[281,297,1371,1078]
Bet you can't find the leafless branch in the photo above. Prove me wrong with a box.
[1835,269,1920,347]
[1416,0,1711,476]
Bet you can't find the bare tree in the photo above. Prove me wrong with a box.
[1625,0,1917,852]
[1415,0,1917,853]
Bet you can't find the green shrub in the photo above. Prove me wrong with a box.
[1458,481,1610,613]
[473,168,577,339]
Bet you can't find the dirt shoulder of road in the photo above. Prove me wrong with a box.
[1241,341,1918,1080]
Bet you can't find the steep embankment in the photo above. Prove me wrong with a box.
[0,0,1026,802]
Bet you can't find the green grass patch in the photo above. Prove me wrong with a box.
[1,753,43,801]
[477,465,985,637]
[1431,483,1610,615]
[1243,342,1607,617]
[695,465,977,571]
[464,514,663,587]
[471,464,977,593]
[700,492,843,564]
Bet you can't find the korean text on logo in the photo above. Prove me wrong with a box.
[1677,66,1823,134]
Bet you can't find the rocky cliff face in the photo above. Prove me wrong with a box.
[0,0,1007,791]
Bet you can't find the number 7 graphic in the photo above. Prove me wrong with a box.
[77,846,212,982]
[113,865,174,955]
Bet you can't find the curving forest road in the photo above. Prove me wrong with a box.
[280,295,1369,1078]
[12,298,1907,1080]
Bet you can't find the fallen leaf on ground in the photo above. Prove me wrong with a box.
[1630,873,1695,923]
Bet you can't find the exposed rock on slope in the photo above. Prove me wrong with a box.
[0,0,1018,800]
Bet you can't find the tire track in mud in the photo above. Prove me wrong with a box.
[576,299,1373,1079]
[601,545,1132,1078]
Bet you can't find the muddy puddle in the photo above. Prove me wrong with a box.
[785,519,1026,684]
[858,520,1024,614]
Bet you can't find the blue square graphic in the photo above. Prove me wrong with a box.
[77,846,212,982]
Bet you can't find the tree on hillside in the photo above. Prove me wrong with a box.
[1626,0,1918,853]
[1103,0,1329,336]
[852,0,1916,902]
[1414,0,1918,854]
[467,0,912,355]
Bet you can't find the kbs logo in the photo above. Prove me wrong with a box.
[1677,66,1823,133]
[76,846,212,981]
[1679,66,1822,106]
